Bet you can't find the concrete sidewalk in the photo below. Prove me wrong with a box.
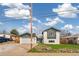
[25,53,79,56]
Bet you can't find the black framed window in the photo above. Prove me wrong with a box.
[49,40,55,43]
[47,29,56,39]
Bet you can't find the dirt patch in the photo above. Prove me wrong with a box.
[34,45,52,51]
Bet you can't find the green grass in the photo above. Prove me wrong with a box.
[29,43,79,52]
[46,44,79,49]
[38,43,79,49]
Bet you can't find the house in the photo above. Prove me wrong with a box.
[0,34,4,37]
[42,27,60,44]
[20,33,37,44]
[5,34,11,38]
[0,33,10,38]
[61,35,79,44]
[0,33,20,42]
[37,34,43,43]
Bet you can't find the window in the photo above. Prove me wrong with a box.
[49,40,55,43]
[47,29,56,39]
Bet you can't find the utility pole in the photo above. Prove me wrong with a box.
[29,3,32,49]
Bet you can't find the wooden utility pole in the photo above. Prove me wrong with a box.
[29,3,32,49]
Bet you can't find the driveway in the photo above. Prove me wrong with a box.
[0,41,37,56]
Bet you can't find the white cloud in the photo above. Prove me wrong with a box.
[17,27,26,34]
[0,3,30,9]
[0,22,3,25]
[61,24,74,30]
[62,25,79,30]
[17,23,37,34]
[23,23,37,30]
[61,24,79,34]
[32,17,42,23]
[22,17,42,25]
[44,17,64,26]
[38,20,42,23]
[76,26,79,29]
[5,8,30,19]
[32,17,38,21]
[77,5,79,8]
[46,18,52,22]
[0,3,30,19]
[53,3,79,18]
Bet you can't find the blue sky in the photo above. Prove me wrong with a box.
[0,3,79,34]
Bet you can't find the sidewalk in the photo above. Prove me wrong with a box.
[25,53,79,56]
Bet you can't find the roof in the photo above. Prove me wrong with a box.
[20,33,36,37]
[61,35,79,38]
[42,27,60,33]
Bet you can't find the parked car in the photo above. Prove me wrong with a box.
[0,37,10,43]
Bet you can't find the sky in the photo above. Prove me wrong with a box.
[0,3,79,34]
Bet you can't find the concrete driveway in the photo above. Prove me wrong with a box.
[0,41,37,56]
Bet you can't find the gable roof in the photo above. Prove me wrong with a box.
[20,33,36,37]
[42,27,60,33]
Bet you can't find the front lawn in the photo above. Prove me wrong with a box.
[29,44,79,53]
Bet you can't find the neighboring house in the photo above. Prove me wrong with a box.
[42,27,60,44]
[5,34,11,38]
[0,34,10,38]
[0,33,20,41]
[0,34,4,37]
[37,34,43,43]
[20,33,37,44]
[61,35,79,44]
